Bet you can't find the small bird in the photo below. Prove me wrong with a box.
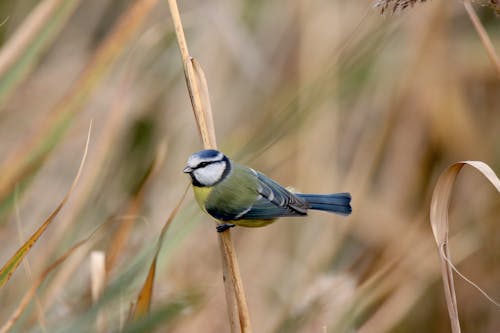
[183,149,352,232]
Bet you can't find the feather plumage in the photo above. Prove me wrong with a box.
[185,150,352,228]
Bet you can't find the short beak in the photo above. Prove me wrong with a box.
[183,166,193,173]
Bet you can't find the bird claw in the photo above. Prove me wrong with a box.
[216,223,235,233]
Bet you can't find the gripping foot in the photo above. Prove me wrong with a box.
[216,223,235,233]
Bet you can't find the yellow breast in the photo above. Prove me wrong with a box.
[192,185,212,213]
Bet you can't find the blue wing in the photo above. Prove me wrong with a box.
[237,170,308,220]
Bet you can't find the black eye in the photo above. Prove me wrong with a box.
[198,162,209,168]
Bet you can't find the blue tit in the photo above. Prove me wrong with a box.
[183,149,352,232]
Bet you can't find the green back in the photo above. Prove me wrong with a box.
[205,164,258,219]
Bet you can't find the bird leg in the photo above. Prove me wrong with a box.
[216,223,235,233]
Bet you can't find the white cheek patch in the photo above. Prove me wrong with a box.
[193,162,225,186]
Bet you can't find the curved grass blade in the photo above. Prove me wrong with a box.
[430,161,500,333]
[0,121,91,289]
[0,212,112,333]
[130,184,189,320]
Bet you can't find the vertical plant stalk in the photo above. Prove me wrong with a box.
[430,161,500,333]
[166,1,252,332]
[463,0,500,76]
[90,251,106,333]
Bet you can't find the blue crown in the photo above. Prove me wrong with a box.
[196,149,222,158]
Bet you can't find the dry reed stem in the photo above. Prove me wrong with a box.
[168,0,217,147]
[463,0,500,76]
[166,1,252,332]
[430,161,500,333]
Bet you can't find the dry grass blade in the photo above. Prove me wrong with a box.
[131,257,156,321]
[0,217,108,333]
[167,1,251,332]
[463,0,500,77]
[430,161,500,333]
[130,185,189,320]
[13,187,47,330]
[0,121,92,289]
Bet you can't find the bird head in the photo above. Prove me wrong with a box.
[183,149,231,186]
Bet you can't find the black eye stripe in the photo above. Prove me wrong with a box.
[194,159,226,169]
[195,161,211,169]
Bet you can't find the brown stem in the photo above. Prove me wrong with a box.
[463,0,500,77]
[166,1,252,332]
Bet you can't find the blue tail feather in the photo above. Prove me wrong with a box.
[296,193,352,216]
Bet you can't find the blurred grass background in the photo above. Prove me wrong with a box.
[0,0,499,332]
